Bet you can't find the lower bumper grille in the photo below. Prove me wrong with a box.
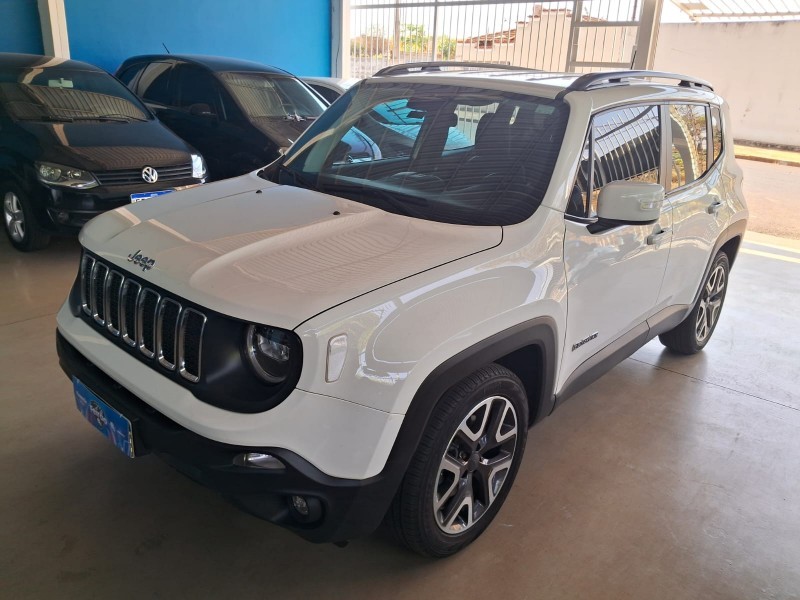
[80,255,206,382]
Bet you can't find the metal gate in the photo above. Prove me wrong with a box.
[340,0,661,77]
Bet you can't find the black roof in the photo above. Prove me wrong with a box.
[119,54,293,76]
[0,52,106,72]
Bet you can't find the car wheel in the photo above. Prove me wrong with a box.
[388,363,528,557]
[659,251,730,355]
[2,184,50,251]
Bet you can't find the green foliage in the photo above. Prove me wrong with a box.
[437,35,456,60]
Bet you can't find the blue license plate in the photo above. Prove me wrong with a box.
[73,377,135,457]
[130,190,172,203]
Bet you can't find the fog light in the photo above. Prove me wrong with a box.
[233,452,285,470]
[291,495,310,516]
[56,210,69,224]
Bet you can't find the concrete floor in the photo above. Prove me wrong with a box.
[2,161,799,599]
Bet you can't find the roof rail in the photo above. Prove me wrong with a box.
[374,61,541,77]
[555,70,714,99]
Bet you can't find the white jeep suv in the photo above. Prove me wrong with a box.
[56,64,747,557]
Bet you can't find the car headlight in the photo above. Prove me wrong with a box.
[245,325,296,383]
[35,162,98,189]
[191,154,206,179]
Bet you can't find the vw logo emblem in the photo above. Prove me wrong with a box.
[141,166,159,184]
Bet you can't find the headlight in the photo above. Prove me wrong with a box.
[191,154,206,179]
[35,162,98,189]
[245,325,295,383]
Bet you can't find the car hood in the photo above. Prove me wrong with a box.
[80,172,502,329]
[17,119,194,171]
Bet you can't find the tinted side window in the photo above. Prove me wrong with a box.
[669,104,708,189]
[174,65,221,114]
[310,84,340,104]
[137,62,173,105]
[570,105,661,217]
[117,63,145,88]
[711,106,723,163]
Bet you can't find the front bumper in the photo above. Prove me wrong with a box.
[56,330,398,543]
[34,181,203,233]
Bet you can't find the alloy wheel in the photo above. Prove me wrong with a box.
[3,191,25,243]
[434,395,518,534]
[696,264,726,343]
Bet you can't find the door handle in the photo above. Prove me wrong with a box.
[707,200,723,215]
[647,227,672,245]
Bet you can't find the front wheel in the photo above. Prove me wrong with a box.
[659,251,730,354]
[388,364,529,557]
[2,184,50,251]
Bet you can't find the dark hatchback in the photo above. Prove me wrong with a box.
[0,53,206,251]
[115,55,328,181]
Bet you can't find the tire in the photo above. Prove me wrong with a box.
[659,251,730,355]
[388,363,529,557]
[2,183,51,251]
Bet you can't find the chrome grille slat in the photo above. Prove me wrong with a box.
[80,255,95,316]
[90,262,109,325]
[79,255,206,383]
[156,298,181,371]
[137,289,160,359]
[178,309,206,383]
[105,271,125,336]
[120,279,141,347]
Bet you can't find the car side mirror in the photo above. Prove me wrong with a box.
[188,103,214,117]
[597,181,664,225]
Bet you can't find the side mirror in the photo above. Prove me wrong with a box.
[597,181,664,224]
[188,103,214,117]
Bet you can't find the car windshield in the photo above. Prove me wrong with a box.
[0,67,149,122]
[273,81,569,226]
[219,72,325,120]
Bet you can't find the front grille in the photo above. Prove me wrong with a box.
[80,255,206,383]
[94,163,194,187]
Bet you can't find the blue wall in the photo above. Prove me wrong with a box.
[64,0,331,76]
[0,0,44,54]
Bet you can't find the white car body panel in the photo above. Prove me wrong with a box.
[79,172,501,329]
[58,70,748,488]
[56,303,402,480]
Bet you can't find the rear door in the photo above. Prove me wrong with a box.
[656,103,726,308]
[559,104,673,389]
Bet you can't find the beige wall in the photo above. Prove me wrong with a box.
[654,21,800,147]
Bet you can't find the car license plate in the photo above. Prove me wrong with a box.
[73,377,135,457]
[130,190,172,203]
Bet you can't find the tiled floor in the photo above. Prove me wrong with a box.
[2,163,799,599]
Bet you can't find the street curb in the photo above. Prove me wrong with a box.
[735,153,800,168]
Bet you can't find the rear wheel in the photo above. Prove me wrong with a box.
[388,364,528,557]
[2,184,50,251]
[659,251,730,354]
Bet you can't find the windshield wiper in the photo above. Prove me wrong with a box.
[70,114,141,123]
[19,115,74,123]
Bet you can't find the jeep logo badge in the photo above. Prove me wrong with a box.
[142,166,159,184]
[127,249,155,272]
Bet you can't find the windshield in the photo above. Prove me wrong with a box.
[219,72,325,120]
[275,81,569,226]
[0,67,149,122]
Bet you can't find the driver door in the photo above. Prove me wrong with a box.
[558,105,672,393]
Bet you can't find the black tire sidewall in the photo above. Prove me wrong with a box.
[413,368,529,556]
[1,183,48,251]
[689,251,731,351]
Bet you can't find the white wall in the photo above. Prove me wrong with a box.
[654,21,800,147]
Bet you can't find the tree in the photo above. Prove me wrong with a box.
[400,24,429,53]
[438,35,456,60]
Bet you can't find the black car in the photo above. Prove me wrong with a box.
[115,55,328,181]
[0,53,207,251]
